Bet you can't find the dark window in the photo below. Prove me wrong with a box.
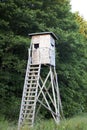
[34,43,39,49]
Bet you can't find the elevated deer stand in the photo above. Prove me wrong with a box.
[18,32,63,130]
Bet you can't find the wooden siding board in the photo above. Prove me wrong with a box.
[31,33,56,66]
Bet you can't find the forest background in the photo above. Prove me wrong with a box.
[0,0,87,121]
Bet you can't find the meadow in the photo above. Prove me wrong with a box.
[0,113,87,130]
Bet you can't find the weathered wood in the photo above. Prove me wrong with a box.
[18,63,41,130]
[18,32,63,130]
[30,33,55,66]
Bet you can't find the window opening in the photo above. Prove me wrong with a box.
[34,43,39,49]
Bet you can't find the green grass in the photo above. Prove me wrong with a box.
[0,114,87,130]
[0,117,17,130]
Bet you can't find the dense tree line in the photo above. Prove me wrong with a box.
[0,0,87,120]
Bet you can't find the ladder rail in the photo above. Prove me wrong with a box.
[18,63,41,129]
[31,64,41,125]
[18,46,32,130]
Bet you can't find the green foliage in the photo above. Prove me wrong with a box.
[74,12,87,37]
[0,116,17,130]
[57,32,87,116]
[32,114,87,130]
[0,32,29,119]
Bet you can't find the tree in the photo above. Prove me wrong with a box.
[74,12,87,38]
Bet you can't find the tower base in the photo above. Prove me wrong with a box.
[18,63,63,130]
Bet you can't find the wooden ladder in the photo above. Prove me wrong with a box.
[18,61,41,129]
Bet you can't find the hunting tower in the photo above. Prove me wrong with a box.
[18,32,63,130]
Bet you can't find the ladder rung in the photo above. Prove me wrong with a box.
[23,104,34,106]
[25,90,36,92]
[26,83,37,85]
[22,106,34,110]
[27,75,38,77]
[28,71,39,73]
[23,95,35,98]
[25,116,33,121]
[21,115,33,119]
[22,106,34,109]
[23,100,35,103]
[27,79,37,81]
[21,116,33,120]
[23,100,35,104]
[25,87,37,89]
[23,101,35,104]
[22,112,33,116]
[22,108,34,111]
[24,95,36,98]
[25,92,36,95]
[24,95,34,97]
[29,67,39,69]
[30,91,36,93]
[27,95,36,97]
[27,78,37,80]
[23,98,35,101]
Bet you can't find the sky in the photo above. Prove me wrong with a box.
[70,0,87,20]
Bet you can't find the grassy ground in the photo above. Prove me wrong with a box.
[0,113,87,130]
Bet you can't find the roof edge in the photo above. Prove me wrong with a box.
[28,32,58,40]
